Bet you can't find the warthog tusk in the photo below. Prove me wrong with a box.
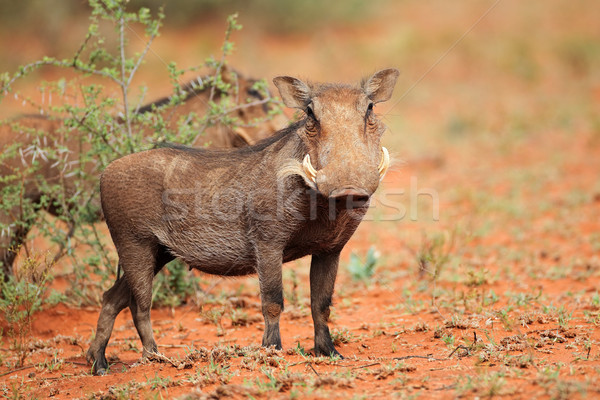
[378,146,390,181]
[302,154,318,183]
[302,148,388,183]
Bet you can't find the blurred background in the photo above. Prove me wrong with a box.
[1,0,598,156]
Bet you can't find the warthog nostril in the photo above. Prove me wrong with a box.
[330,187,371,207]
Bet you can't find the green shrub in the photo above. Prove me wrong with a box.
[0,251,54,367]
[0,0,280,306]
[152,260,202,308]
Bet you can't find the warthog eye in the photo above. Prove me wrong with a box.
[305,106,319,136]
[305,119,318,136]
[366,104,378,129]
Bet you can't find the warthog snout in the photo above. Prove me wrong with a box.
[302,146,390,185]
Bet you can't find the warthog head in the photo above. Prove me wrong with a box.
[274,68,398,206]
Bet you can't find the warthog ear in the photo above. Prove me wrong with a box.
[363,69,400,103]
[273,76,311,109]
[231,127,254,147]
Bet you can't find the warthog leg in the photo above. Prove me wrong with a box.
[127,267,159,361]
[86,274,131,374]
[123,245,173,364]
[87,244,173,375]
[310,252,342,358]
[258,251,284,350]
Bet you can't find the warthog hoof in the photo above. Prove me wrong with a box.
[314,341,343,359]
[315,348,344,359]
[87,346,109,376]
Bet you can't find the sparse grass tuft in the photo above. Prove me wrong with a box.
[415,231,455,280]
[0,250,55,367]
[346,246,379,281]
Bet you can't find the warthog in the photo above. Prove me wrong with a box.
[87,68,399,374]
[0,67,286,275]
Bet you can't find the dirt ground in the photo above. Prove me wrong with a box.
[1,1,599,399]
